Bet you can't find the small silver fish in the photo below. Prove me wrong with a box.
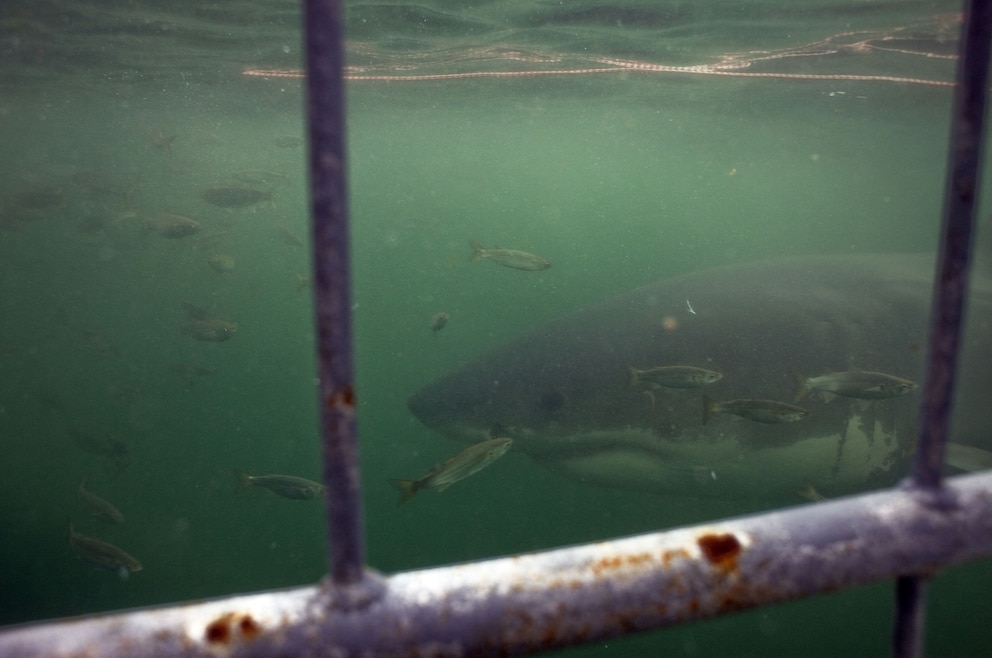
[70,431,132,472]
[431,312,449,334]
[207,253,235,273]
[236,470,325,500]
[180,303,237,342]
[200,184,274,208]
[78,480,124,523]
[230,170,288,186]
[390,437,513,504]
[469,240,551,271]
[142,213,201,238]
[628,365,723,389]
[795,370,918,401]
[273,224,304,247]
[14,186,64,209]
[703,396,808,425]
[152,129,176,153]
[68,520,142,579]
[181,319,237,342]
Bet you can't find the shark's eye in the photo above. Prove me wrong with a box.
[538,390,566,412]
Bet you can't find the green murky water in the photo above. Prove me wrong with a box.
[1,0,990,655]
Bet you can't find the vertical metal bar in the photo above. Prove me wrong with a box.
[912,0,992,491]
[894,3,992,657]
[304,0,366,586]
[892,577,928,658]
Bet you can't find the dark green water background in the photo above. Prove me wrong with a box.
[1,0,990,655]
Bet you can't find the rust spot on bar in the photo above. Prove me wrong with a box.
[662,548,690,566]
[204,612,262,645]
[238,615,260,639]
[205,618,229,644]
[589,551,654,576]
[327,383,355,411]
[697,533,741,572]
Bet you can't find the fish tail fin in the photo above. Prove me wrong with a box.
[796,483,826,502]
[469,240,485,261]
[181,301,210,321]
[945,442,992,472]
[235,469,252,492]
[640,390,657,414]
[792,371,810,402]
[389,479,418,505]
[627,366,640,388]
[702,396,717,426]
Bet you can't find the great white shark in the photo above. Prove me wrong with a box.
[407,254,992,500]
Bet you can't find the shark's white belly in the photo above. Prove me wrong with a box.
[530,415,907,500]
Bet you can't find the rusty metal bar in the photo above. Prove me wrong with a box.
[893,2,992,656]
[2,471,991,658]
[304,0,368,588]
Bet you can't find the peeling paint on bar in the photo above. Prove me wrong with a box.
[2,472,991,658]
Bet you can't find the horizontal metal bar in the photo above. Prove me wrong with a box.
[3,471,992,658]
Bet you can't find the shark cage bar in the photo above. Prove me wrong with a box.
[1,0,991,656]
